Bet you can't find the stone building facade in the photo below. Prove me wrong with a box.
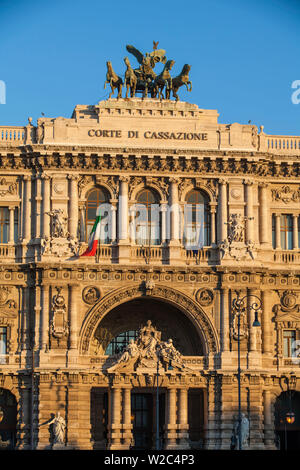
[0,98,299,450]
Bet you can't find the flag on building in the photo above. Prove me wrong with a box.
[81,207,101,256]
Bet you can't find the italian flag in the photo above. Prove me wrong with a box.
[81,207,101,256]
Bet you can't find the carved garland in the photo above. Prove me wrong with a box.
[80,284,219,355]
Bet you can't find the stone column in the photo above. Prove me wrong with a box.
[118,177,130,262]
[275,214,281,249]
[123,387,133,448]
[219,376,234,449]
[18,385,31,449]
[42,173,51,239]
[118,177,129,242]
[261,290,272,355]
[258,183,269,246]
[79,204,85,242]
[169,178,180,244]
[40,284,49,352]
[177,388,189,449]
[8,206,15,243]
[160,203,167,244]
[168,178,181,263]
[68,175,79,239]
[221,287,230,353]
[263,390,276,449]
[34,285,42,350]
[23,175,32,241]
[218,179,227,243]
[129,205,136,244]
[108,387,122,449]
[110,204,117,243]
[244,179,254,244]
[35,176,42,240]
[68,284,79,351]
[292,214,298,250]
[165,388,177,449]
[210,205,217,245]
[248,289,258,353]
[248,289,262,368]
[248,384,264,449]
[21,286,30,351]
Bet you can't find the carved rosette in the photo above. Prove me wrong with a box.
[82,286,101,305]
[196,288,214,307]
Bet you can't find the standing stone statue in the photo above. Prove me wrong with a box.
[48,412,66,446]
[232,413,249,449]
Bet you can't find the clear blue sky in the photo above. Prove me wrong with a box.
[1,0,300,135]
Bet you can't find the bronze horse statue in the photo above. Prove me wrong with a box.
[123,56,137,98]
[171,64,192,101]
[152,59,175,100]
[104,61,123,99]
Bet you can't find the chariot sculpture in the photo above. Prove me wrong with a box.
[104,41,192,101]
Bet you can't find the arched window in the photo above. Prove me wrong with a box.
[135,189,161,245]
[105,330,139,355]
[85,188,110,244]
[184,190,210,248]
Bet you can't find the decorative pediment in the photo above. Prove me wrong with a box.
[273,290,300,318]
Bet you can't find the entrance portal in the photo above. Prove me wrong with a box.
[0,388,17,449]
[131,393,153,449]
[274,391,300,450]
[131,391,166,450]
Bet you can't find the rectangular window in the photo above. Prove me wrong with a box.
[280,214,293,250]
[272,214,276,249]
[0,327,7,355]
[283,330,296,357]
[0,208,9,243]
[14,208,19,243]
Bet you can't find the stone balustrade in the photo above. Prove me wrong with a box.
[0,126,26,143]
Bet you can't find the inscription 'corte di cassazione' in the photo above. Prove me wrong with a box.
[88,129,208,140]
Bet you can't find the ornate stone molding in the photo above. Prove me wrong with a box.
[50,287,69,340]
[82,286,102,305]
[80,284,219,355]
[0,178,18,197]
[271,185,300,204]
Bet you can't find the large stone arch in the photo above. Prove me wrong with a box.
[79,283,220,355]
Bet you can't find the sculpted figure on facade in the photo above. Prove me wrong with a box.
[220,213,256,261]
[47,209,68,238]
[48,412,66,446]
[231,413,250,449]
[104,61,123,99]
[106,321,186,373]
[104,42,191,100]
[40,209,79,258]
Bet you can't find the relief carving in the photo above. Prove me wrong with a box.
[107,320,189,373]
[196,288,214,306]
[41,209,79,258]
[0,287,17,318]
[50,287,69,340]
[82,286,101,305]
[219,213,256,261]
[271,185,300,204]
